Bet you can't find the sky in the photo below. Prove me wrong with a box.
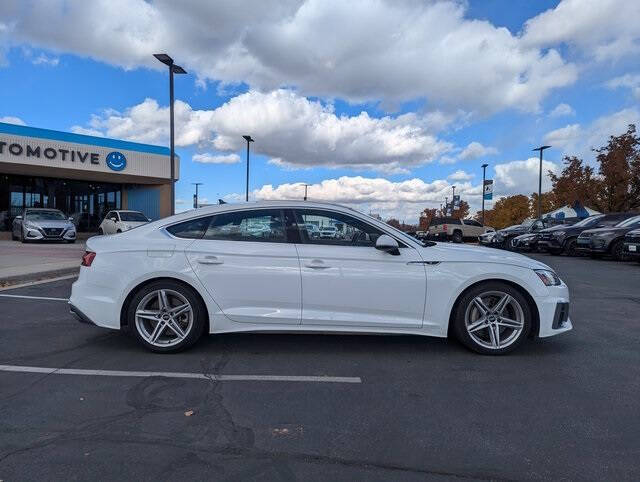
[1,0,639,223]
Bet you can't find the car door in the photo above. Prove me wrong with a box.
[101,211,114,234]
[293,208,427,329]
[184,208,302,325]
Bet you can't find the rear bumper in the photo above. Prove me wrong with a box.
[69,302,96,325]
[624,241,640,259]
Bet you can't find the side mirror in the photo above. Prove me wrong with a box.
[375,234,400,255]
[110,217,117,222]
[147,218,152,222]
[15,215,22,220]
[68,217,74,221]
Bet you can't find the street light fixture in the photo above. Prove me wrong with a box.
[242,135,254,202]
[154,53,187,215]
[532,145,551,220]
[481,163,488,225]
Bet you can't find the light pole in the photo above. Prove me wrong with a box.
[303,183,310,201]
[192,182,203,208]
[481,163,488,225]
[242,135,254,202]
[532,145,551,220]
[154,53,187,215]
[451,185,456,214]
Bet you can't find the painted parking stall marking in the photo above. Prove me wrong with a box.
[0,364,362,384]
[0,294,68,302]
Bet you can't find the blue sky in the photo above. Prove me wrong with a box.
[1,0,638,222]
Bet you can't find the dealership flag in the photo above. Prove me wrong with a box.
[483,180,493,200]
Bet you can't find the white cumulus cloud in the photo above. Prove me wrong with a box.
[458,142,498,161]
[192,153,241,164]
[1,0,579,114]
[549,103,575,117]
[448,170,474,181]
[0,116,26,125]
[606,74,640,100]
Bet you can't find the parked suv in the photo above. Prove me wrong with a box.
[492,219,548,250]
[623,229,640,262]
[428,217,493,243]
[98,210,150,235]
[576,214,640,260]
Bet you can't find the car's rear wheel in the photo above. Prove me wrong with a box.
[452,230,463,243]
[453,281,532,355]
[127,280,206,353]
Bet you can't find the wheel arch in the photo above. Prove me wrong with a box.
[447,278,540,338]
[120,276,210,330]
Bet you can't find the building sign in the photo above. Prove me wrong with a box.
[483,179,493,200]
[0,140,101,165]
[0,124,178,181]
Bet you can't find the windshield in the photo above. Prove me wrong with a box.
[26,210,66,221]
[119,211,148,222]
[573,215,604,227]
[616,215,640,227]
[521,219,535,227]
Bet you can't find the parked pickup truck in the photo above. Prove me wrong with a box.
[428,217,494,243]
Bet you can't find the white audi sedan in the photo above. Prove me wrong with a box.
[69,201,572,355]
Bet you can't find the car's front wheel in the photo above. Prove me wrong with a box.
[453,281,532,355]
[127,280,206,353]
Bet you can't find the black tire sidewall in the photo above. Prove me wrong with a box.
[127,280,206,353]
[453,231,463,243]
[453,281,532,355]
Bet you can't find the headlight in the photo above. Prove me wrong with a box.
[553,230,566,237]
[534,269,562,286]
[24,221,38,229]
[67,224,76,231]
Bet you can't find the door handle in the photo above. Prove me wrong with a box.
[196,256,224,265]
[305,259,331,269]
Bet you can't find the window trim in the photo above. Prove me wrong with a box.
[291,207,408,248]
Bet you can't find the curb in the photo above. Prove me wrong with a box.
[0,267,80,288]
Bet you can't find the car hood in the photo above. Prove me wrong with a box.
[421,242,550,270]
[26,219,72,228]
[539,225,567,233]
[581,226,627,235]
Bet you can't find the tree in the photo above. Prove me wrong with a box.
[529,192,555,217]
[451,200,470,219]
[482,195,531,229]
[386,218,417,232]
[594,124,640,212]
[548,156,600,209]
[419,208,437,230]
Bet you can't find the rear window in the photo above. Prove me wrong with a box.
[430,217,461,226]
[166,216,212,239]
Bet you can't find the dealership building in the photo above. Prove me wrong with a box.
[0,122,178,232]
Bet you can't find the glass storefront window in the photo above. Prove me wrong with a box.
[0,174,121,232]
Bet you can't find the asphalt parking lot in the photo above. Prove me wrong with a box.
[1,253,639,480]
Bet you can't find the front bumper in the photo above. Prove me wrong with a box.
[624,240,640,259]
[24,226,76,241]
[536,283,572,338]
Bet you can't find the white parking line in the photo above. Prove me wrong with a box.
[0,274,77,292]
[0,364,362,384]
[0,294,68,302]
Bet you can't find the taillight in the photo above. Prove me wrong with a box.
[81,251,96,267]
[443,224,448,231]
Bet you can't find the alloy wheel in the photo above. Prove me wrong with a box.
[134,289,194,348]
[465,290,525,350]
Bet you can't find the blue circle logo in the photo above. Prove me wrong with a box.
[106,151,127,171]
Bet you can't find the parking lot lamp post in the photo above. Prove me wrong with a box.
[303,183,310,201]
[532,145,551,220]
[153,53,187,215]
[192,182,203,208]
[481,163,488,225]
[243,135,254,202]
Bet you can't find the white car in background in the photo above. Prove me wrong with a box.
[70,201,572,355]
[320,226,338,238]
[98,210,150,235]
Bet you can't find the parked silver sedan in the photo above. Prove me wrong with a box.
[12,208,77,243]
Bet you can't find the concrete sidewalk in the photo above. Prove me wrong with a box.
[0,240,85,286]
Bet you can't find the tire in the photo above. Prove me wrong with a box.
[11,230,16,241]
[20,229,26,243]
[116,229,122,234]
[610,240,625,261]
[452,281,532,355]
[563,238,578,257]
[127,280,206,353]
[452,230,463,243]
